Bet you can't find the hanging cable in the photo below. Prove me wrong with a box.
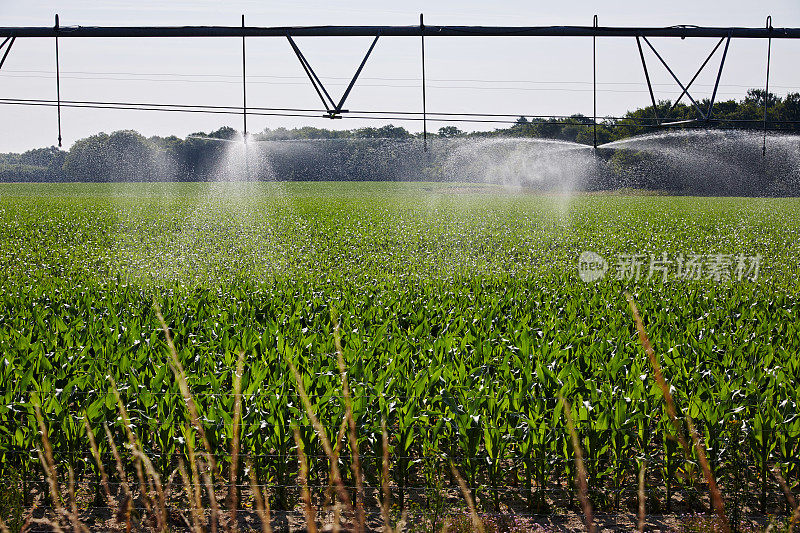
[5,97,798,131]
[242,14,247,138]
[3,96,800,128]
[242,14,250,180]
[55,14,62,147]
[763,16,772,157]
[593,15,597,148]
[421,13,428,152]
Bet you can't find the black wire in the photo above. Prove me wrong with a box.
[2,97,800,128]
[0,96,325,113]
[0,73,767,96]
[3,68,799,89]
[3,96,800,122]
[0,99,326,119]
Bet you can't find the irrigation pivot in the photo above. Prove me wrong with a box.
[0,18,797,151]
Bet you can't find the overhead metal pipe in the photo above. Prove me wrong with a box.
[1,24,799,39]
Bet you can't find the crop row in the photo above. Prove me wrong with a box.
[1,184,799,516]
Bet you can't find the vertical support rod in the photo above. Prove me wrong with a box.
[421,13,427,152]
[242,14,247,138]
[55,14,62,147]
[242,14,250,180]
[636,35,660,126]
[763,16,772,157]
[593,15,597,148]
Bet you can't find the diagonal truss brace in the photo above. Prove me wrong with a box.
[636,33,731,124]
[0,36,16,71]
[286,34,380,118]
[635,35,660,125]
[287,35,336,113]
[668,36,725,115]
[706,32,732,120]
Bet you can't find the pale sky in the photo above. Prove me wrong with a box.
[1,0,799,152]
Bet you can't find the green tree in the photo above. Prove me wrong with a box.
[438,126,464,138]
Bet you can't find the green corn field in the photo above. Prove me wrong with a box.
[1,182,799,531]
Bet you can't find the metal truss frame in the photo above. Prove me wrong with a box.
[0,16,796,151]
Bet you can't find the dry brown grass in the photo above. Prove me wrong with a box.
[449,462,485,533]
[248,459,273,533]
[293,425,318,533]
[773,466,800,533]
[83,416,113,508]
[335,320,366,532]
[626,292,730,533]
[288,358,353,512]
[228,350,246,532]
[154,301,220,531]
[557,395,595,533]
[637,459,646,532]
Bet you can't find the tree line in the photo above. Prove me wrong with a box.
[0,89,798,185]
